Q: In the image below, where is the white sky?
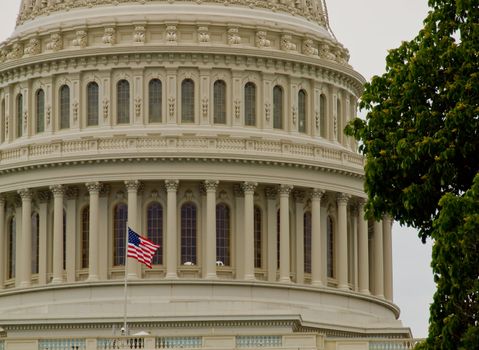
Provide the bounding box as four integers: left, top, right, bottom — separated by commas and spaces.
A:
0, 0, 435, 339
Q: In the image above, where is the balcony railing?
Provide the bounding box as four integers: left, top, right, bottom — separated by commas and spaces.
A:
369, 339, 425, 350
236, 336, 282, 348
156, 337, 202, 349
38, 339, 86, 350
97, 338, 145, 350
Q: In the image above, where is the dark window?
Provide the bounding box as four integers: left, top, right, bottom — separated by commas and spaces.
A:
113, 203, 128, 266
147, 202, 163, 265
181, 79, 195, 123
213, 80, 226, 124
254, 206, 262, 269
327, 216, 335, 278
60, 85, 70, 129
304, 211, 312, 274
17, 94, 23, 138
181, 203, 197, 264
244, 82, 256, 126
8, 217, 16, 279
81, 206, 89, 269
298, 90, 307, 133
87, 82, 99, 126
320, 94, 327, 138
216, 203, 230, 266
31, 213, 40, 274
149, 79, 162, 123
36, 89, 45, 133
117, 80, 130, 124
273, 85, 283, 129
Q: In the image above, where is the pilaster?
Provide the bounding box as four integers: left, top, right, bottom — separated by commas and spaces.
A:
265, 187, 277, 282
165, 180, 179, 279
279, 184, 293, 283
50, 184, 65, 284
242, 182, 257, 281
311, 189, 325, 286
18, 188, 33, 288
337, 193, 350, 290
37, 190, 50, 285
125, 180, 142, 279
293, 190, 305, 284
204, 180, 219, 279
86, 182, 102, 281
65, 186, 79, 283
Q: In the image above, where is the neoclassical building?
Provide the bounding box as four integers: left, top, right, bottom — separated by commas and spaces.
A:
0, 1, 417, 349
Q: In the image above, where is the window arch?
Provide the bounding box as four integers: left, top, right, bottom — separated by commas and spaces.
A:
254, 206, 262, 269
17, 93, 23, 138
327, 216, 335, 278
87, 82, 99, 126
298, 89, 307, 133
149, 79, 162, 123
36, 89, 45, 133
147, 202, 163, 265
304, 211, 312, 274
113, 203, 128, 266
213, 80, 226, 124
216, 203, 230, 266
273, 85, 283, 129
59, 85, 70, 129
31, 212, 40, 274
8, 217, 16, 279
117, 80, 130, 124
81, 206, 89, 269
181, 202, 197, 264
244, 82, 256, 126
181, 79, 195, 123
320, 94, 327, 138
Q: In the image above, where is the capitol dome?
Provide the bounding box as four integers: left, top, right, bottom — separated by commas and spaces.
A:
0, 1, 414, 349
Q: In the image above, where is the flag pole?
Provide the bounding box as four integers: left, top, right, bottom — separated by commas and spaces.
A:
123, 221, 129, 336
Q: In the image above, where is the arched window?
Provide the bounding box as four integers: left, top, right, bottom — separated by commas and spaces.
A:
327, 216, 335, 278
181, 79, 195, 123
181, 203, 197, 264
149, 79, 162, 123
147, 202, 163, 265
244, 82, 256, 126
273, 85, 283, 129
298, 90, 307, 133
8, 217, 16, 279
87, 82, 99, 126
59, 85, 70, 129
216, 203, 230, 266
36, 89, 45, 133
31, 212, 40, 274
117, 80, 130, 124
304, 211, 312, 274
320, 94, 327, 138
213, 80, 226, 124
113, 203, 128, 266
17, 93, 23, 138
336, 97, 342, 141
81, 206, 89, 269
254, 206, 262, 269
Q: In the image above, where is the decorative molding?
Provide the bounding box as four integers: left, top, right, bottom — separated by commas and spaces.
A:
278, 184, 293, 196
264, 186, 277, 200
49, 184, 65, 197
203, 180, 219, 192
125, 180, 141, 192
86, 182, 102, 194
242, 181, 257, 194
165, 180, 179, 192
18, 188, 33, 201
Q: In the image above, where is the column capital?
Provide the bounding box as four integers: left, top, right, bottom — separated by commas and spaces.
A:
242, 182, 258, 194
233, 184, 244, 198
311, 188, 325, 200
66, 186, 80, 200
50, 184, 65, 197
264, 186, 277, 200
99, 184, 111, 197
37, 190, 52, 203
165, 180, 179, 192
124, 180, 142, 193
204, 180, 219, 192
18, 188, 33, 201
278, 184, 293, 196
293, 189, 305, 203
337, 192, 351, 205
86, 182, 102, 194
357, 197, 367, 208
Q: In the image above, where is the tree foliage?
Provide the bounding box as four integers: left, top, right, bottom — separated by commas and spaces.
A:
346, 0, 479, 241
345, 0, 479, 346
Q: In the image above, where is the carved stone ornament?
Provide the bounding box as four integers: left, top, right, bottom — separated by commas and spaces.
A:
24, 38, 41, 56
50, 184, 65, 197
202, 98, 208, 118
264, 187, 277, 200
103, 99, 109, 120
135, 97, 142, 118
227, 28, 241, 45
18, 188, 33, 201
303, 39, 319, 56
280, 35, 296, 51
166, 25, 177, 43
319, 43, 337, 61
265, 103, 271, 121
46, 33, 62, 52
337, 192, 351, 205
134, 26, 146, 44
165, 180, 179, 192
278, 184, 294, 196
86, 182, 102, 194
168, 97, 176, 119
311, 188, 325, 200
203, 180, 219, 192
73, 101, 79, 121
102, 27, 116, 45
125, 180, 142, 192
7, 43, 23, 60
234, 100, 241, 119
242, 182, 258, 194
198, 26, 210, 43
256, 31, 271, 48
72, 30, 88, 48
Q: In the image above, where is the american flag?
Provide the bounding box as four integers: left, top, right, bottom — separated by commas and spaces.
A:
127, 228, 160, 269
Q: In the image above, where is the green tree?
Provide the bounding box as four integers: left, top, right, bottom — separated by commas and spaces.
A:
345, 0, 479, 346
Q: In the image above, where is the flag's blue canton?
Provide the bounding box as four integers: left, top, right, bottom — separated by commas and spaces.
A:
128, 228, 141, 246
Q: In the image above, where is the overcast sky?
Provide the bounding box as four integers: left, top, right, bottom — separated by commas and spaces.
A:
0, 0, 435, 339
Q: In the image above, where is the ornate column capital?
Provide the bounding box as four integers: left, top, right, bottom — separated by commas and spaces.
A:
264, 186, 277, 200
242, 182, 258, 194
293, 189, 305, 203
124, 180, 142, 193
100, 184, 111, 198
233, 184, 244, 198
278, 184, 293, 196
18, 188, 33, 201
204, 180, 219, 192
311, 188, 325, 200
86, 182, 102, 194
357, 197, 367, 208
50, 184, 65, 197
37, 190, 52, 203
66, 186, 80, 200
337, 192, 351, 205
165, 180, 179, 192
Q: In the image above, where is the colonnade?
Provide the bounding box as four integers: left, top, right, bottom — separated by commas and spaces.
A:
0, 180, 393, 302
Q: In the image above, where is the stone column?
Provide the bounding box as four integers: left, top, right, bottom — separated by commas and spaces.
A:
265, 187, 277, 282
98, 185, 110, 280
50, 185, 65, 284
383, 215, 393, 301
125, 180, 141, 279
337, 193, 350, 290
14, 200, 22, 287
242, 182, 257, 281
0, 195, 5, 289
165, 180, 179, 279
233, 185, 245, 279
311, 189, 325, 287
374, 220, 385, 298
66, 187, 79, 283
18, 189, 33, 288
86, 182, 102, 282
204, 180, 219, 279
279, 185, 293, 283
357, 200, 370, 294
37, 191, 50, 285
294, 190, 305, 284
